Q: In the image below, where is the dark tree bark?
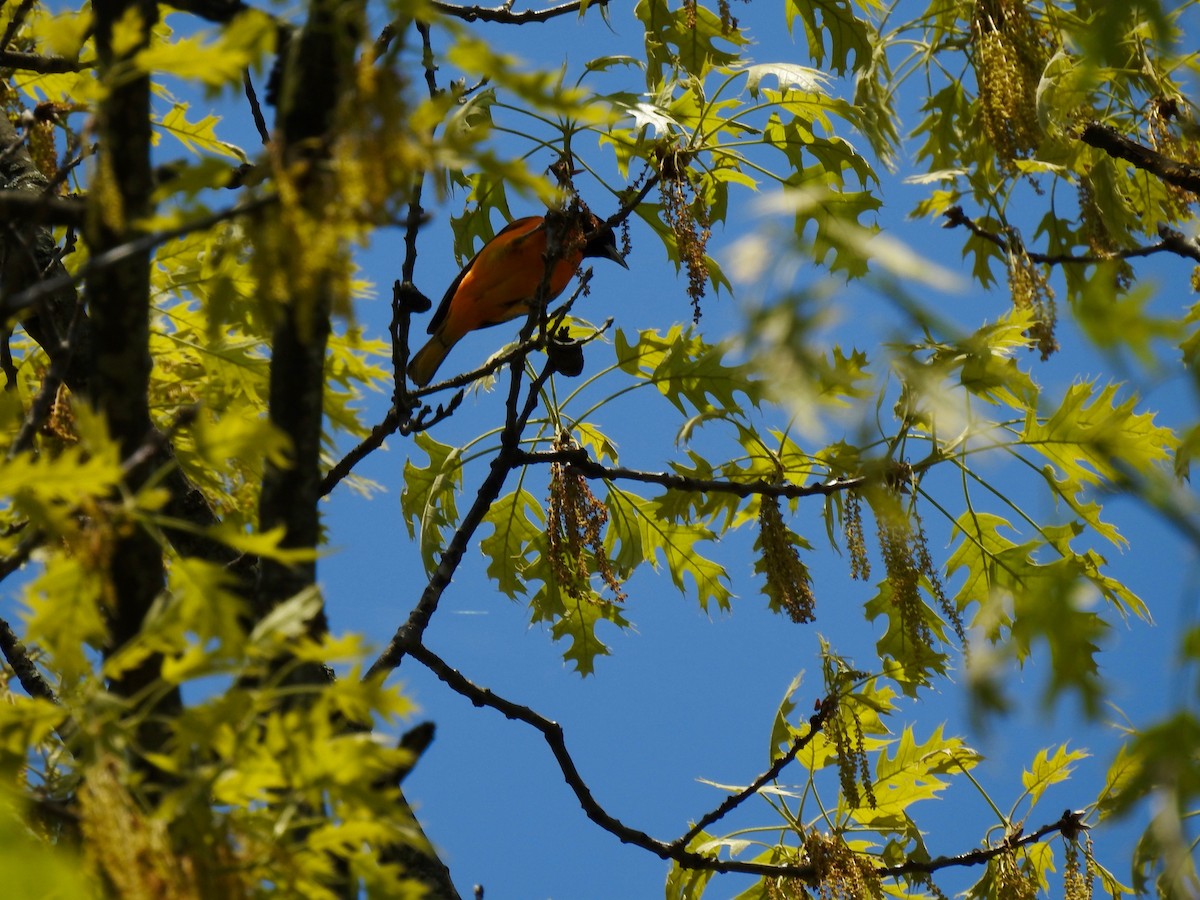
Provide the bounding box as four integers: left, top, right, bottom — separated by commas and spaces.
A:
87, 0, 178, 716
259, 5, 460, 895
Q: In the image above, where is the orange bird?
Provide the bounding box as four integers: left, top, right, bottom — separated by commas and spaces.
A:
407, 214, 628, 387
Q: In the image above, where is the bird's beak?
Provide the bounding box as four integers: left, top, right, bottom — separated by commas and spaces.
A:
605, 245, 630, 269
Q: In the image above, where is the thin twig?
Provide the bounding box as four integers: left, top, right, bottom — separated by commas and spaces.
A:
406, 638, 1089, 879
672, 698, 835, 849
1, 0, 37, 50
942, 205, 1200, 264
243, 70, 271, 145
0, 51, 89, 74
392, 20, 437, 407
1081, 120, 1200, 195
431, 0, 612, 24
416, 20, 439, 100
0, 528, 40, 585
514, 447, 866, 499
608, 172, 660, 230
320, 407, 400, 497
46, 142, 95, 195
365, 363, 551, 680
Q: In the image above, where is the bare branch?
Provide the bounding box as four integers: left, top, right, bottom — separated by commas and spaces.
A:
243, 70, 271, 145
407, 638, 1089, 880
365, 364, 551, 680
942, 205, 1200, 265
404, 639, 698, 863
0, 188, 85, 228
515, 446, 866, 499
0, 599, 80, 746
0, 50, 91, 74
431, 0, 612, 24
321, 407, 400, 497
1, 0, 37, 50
1081, 120, 1200, 195
0, 608, 57, 704
672, 698, 835, 849
608, 171, 661, 230
878, 809, 1090, 878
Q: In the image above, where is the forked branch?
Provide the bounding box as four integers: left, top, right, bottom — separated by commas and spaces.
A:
405, 638, 1089, 881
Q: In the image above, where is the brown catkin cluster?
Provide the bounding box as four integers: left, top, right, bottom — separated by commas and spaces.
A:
758, 495, 817, 623
681, 0, 698, 29
716, 0, 748, 33
1147, 95, 1199, 220
994, 851, 1038, 900
1006, 239, 1059, 359
971, 0, 1050, 173
821, 657, 877, 810
44, 382, 77, 443
844, 492, 870, 581
909, 503, 967, 649
1064, 837, 1096, 900
799, 829, 884, 900
546, 438, 626, 603
657, 145, 711, 323
764, 876, 805, 899
28, 119, 57, 183
1076, 177, 1134, 289
874, 480, 963, 654
876, 514, 934, 655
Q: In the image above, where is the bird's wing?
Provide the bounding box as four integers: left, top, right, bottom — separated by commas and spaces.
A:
426, 216, 545, 335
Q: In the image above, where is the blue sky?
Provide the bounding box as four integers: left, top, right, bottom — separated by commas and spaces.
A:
301, 5, 1200, 896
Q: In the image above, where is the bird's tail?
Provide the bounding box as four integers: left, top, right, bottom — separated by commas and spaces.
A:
407, 333, 454, 387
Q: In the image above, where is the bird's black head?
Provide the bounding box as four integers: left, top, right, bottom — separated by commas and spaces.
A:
581, 219, 629, 269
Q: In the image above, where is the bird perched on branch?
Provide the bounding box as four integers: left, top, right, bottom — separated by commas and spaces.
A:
407, 213, 628, 387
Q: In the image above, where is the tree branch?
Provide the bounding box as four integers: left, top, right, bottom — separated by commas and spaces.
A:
0, 603, 81, 747
365, 364, 552, 680
877, 809, 1089, 878
242, 70, 270, 145
0, 610, 58, 704
431, 0, 612, 24
671, 698, 835, 850
320, 388, 468, 498
1081, 120, 1200, 196
407, 638, 1088, 880
942, 205, 1200, 265
404, 639, 700, 862
90, 0, 173, 709
514, 447, 866, 499
0, 189, 85, 229
0, 50, 92, 74
1, 0, 37, 50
